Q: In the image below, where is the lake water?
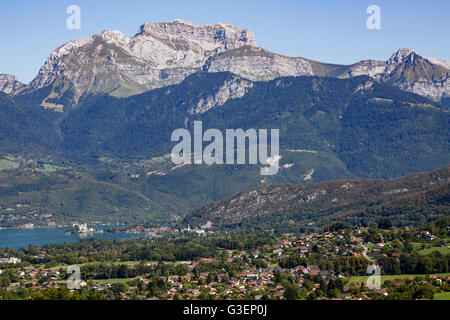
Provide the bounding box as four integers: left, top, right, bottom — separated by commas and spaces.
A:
0, 226, 142, 249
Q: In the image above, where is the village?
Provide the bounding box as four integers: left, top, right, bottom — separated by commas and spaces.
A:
1, 223, 449, 300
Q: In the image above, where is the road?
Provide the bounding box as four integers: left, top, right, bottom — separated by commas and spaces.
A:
361, 244, 374, 262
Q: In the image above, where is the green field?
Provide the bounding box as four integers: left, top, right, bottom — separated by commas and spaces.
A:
433, 292, 450, 300
418, 247, 450, 255
349, 273, 450, 285
0, 159, 18, 170
36, 163, 64, 173
96, 278, 132, 284
109, 260, 146, 266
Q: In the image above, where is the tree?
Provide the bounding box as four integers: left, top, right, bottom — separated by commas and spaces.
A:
117, 264, 129, 278
319, 278, 328, 292
377, 218, 392, 230
0, 275, 11, 288
284, 283, 302, 300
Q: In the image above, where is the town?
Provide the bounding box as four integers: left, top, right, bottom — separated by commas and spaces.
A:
0, 216, 448, 300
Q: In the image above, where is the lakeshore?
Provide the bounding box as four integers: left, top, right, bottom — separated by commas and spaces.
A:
0, 226, 143, 249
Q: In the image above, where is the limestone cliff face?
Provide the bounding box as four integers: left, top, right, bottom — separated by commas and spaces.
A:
22, 20, 258, 101
0, 74, 24, 95
3, 21, 449, 105
203, 46, 314, 81
189, 75, 254, 114
345, 49, 450, 101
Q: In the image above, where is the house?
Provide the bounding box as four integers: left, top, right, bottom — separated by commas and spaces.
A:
307, 266, 321, 276
0, 257, 21, 264
391, 253, 401, 260
419, 231, 437, 241
298, 246, 308, 253
320, 270, 330, 277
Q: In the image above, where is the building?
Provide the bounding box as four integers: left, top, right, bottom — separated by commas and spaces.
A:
0, 257, 21, 264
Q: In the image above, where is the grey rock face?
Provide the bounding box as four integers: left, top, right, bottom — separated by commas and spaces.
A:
0, 74, 24, 95
4, 21, 449, 104
24, 20, 259, 101
189, 75, 254, 114
203, 46, 313, 81
345, 49, 450, 101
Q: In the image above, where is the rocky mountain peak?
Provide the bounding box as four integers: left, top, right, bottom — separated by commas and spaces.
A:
386, 48, 450, 72
380, 48, 450, 101
0, 74, 24, 95
19, 20, 260, 101
345, 48, 449, 101
390, 48, 417, 61
3, 23, 449, 104
385, 48, 420, 73
135, 20, 257, 51
97, 29, 129, 44
0, 73, 19, 82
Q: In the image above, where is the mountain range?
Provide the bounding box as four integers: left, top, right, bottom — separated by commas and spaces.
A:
0, 20, 448, 227
1, 20, 449, 105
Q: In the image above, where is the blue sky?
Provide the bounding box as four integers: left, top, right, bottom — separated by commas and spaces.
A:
1, 0, 449, 83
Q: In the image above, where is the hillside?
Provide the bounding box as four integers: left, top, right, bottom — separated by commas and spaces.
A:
60, 73, 449, 178
0, 72, 449, 226
0, 21, 448, 227
184, 165, 450, 231
0, 169, 158, 227
0, 92, 62, 156
2, 21, 448, 105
